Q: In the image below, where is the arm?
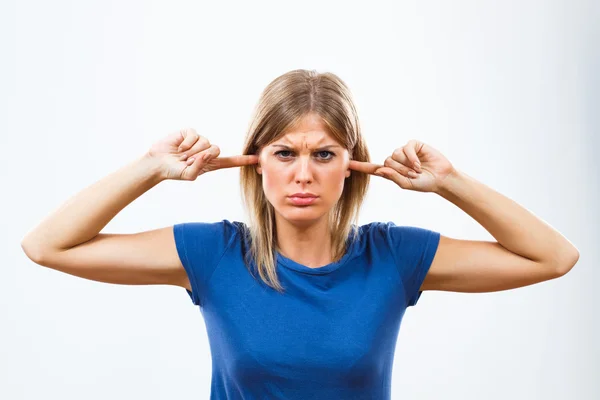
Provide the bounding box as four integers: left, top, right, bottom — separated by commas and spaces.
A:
22, 154, 163, 256
422, 170, 580, 293
20, 154, 191, 288
21, 129, 255, 291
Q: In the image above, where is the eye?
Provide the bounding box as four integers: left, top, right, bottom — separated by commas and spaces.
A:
316, 151, 335, 160
274, 150, 293, 159
273, 150, 336, 161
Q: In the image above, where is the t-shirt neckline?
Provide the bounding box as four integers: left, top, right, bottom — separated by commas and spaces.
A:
275, 236, 356, 275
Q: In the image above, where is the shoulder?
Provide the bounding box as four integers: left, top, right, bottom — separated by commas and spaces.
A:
361, 220, 438, 235
174, 218, 247, 233
356, 220, 436, 239
173, 219, 248, 250
355, 221, 441, 257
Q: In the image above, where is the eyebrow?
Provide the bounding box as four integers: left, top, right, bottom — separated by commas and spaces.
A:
271, 144, 341, 150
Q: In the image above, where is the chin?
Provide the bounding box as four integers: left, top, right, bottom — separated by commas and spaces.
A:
276, 206, 329, 225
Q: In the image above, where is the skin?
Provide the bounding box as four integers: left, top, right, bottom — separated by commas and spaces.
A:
185, 124, 579, 292
256, 113, 351, 268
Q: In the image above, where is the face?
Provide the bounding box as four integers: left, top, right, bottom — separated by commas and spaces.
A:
256, 113, 351, 226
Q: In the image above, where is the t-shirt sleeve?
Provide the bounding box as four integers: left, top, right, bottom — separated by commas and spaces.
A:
380, 221, 441, 307
172, 219, 238, 307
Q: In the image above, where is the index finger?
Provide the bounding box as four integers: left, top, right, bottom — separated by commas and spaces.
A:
211, 154, 259, 170
348, 160, 382, 175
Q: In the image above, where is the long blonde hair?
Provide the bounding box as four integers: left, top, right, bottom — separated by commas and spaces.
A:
239, 69, 371, 292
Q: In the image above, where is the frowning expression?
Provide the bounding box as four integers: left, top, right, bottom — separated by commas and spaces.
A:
256, 114, 351, 224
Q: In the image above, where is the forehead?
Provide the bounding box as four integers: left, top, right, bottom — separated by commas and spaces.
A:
273, 114, 337, 146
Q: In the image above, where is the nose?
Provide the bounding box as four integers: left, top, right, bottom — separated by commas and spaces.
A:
294, 155, 313, 184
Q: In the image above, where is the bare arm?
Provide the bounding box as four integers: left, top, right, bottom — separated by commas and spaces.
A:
21, 154, 164, 256
20, 129, 258, 290
421, 169, 579, 293
19, 154, 193, 288
19, 129, 233, 290
348, 140, 579, 294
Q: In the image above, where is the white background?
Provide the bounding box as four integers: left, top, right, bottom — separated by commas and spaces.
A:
1, 0, 598, 399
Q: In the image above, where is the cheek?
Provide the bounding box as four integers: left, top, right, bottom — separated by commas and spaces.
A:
262, 176, 277, 194
326, 160, 347, 176
261, 164, 285, 193
321, 168, 347, 195
329, 175, 347, 194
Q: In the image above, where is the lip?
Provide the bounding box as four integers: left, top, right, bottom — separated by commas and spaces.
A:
289, 193, 318, 198
288, 193, 319, 206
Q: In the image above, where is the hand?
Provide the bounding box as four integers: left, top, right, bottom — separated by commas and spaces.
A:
348, 139, 456, 193
147, 128, 259, 181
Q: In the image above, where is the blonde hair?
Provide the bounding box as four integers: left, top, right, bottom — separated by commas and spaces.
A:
239, 69, 371, 292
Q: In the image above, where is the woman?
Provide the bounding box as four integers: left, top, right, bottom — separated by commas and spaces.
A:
21, 69, 579, 399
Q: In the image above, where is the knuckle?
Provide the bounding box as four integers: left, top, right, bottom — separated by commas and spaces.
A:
198, 137, 210, 147
180, 128, 191, 138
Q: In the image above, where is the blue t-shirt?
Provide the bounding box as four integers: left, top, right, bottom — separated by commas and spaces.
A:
173, 219, 440, 400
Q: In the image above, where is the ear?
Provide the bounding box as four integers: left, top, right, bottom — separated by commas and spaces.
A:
255, 149, 262, 174
345, 154, 352, 178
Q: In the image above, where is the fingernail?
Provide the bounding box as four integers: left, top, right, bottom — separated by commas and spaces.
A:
408, 170, 419, 178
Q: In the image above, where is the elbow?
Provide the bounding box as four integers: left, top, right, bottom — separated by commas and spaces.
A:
21, 238, 49, 265
553, 248, 580, 277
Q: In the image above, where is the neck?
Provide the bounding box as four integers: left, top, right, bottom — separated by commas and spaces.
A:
275, 214, 333, 268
